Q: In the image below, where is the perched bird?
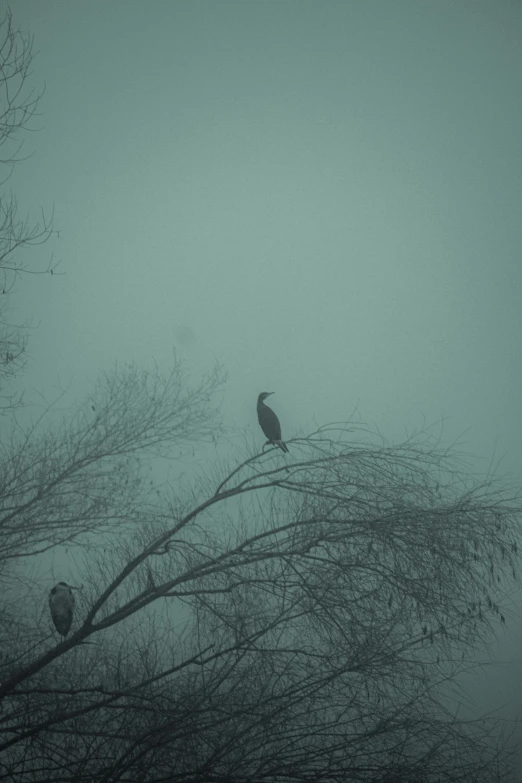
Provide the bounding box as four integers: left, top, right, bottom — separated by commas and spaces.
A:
257, 392, 289, 453
49, 582, 75, 637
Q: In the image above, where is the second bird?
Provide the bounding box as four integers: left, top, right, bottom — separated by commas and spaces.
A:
257, 392, 289, 453
49, 582, 75, 637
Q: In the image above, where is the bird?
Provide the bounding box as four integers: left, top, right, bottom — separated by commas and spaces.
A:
257, 392, 289, 453
49, 582, 75, 637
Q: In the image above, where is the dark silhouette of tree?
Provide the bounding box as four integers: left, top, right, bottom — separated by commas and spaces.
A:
0, 7, 55, 413
0, 411, 519, 782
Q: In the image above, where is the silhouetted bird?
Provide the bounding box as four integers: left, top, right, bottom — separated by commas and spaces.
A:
49, 582, 75, 637
257, 392, 289, 453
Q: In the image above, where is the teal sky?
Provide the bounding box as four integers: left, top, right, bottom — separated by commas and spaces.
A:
9, 0, 522, 765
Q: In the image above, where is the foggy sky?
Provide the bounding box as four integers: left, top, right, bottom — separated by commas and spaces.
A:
9, 0, 522, 768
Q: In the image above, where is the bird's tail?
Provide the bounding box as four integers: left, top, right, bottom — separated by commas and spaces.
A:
278, 441, 289, 453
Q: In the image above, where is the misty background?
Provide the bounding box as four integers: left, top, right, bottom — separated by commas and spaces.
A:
8, 0, 522, 768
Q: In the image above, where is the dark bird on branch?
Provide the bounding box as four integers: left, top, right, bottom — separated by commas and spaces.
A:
257, 392, 289, 453
49, 582, 76, 637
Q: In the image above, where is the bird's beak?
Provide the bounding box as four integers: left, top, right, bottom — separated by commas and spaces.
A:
267, 392, 274, 397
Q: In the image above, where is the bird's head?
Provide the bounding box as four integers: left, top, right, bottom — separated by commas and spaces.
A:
52, 582, 79, 595
258, 392, 274, 402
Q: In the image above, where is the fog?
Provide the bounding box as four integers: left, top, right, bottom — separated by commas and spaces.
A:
9, 0, 522, 774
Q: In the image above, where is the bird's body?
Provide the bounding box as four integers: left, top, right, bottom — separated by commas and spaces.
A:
49, 582, 75, 637
257, 392, 289, 453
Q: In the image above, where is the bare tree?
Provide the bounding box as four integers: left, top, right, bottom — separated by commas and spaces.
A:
0, 7, 55, 411
0, 413, 519, 782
